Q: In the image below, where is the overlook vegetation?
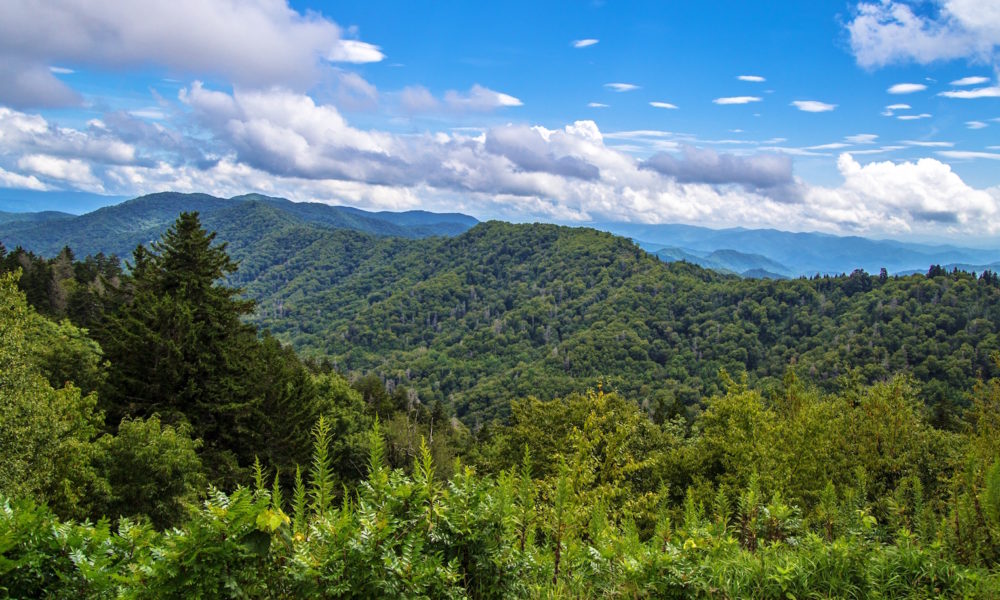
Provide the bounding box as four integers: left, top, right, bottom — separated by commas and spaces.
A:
2, 210, 1000, 597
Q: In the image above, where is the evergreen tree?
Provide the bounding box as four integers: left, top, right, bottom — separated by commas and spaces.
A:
100, 212, 316, 483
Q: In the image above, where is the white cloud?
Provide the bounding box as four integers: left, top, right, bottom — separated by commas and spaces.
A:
17, 154, 104, 191
898, 113, 932, 120
807, 143, 851, 150
791, 100, 837, 112
951, 76, 990, 85
605, 83, 640, 92
713, 96, 761, 105
937, 150, 1000, 160
903, 140, 954, 147
939, 85, 1000, 98
3, 87, 999, 239
48, 66, 73, 75
847, 1, 1000, 68
886, 103, 911, 110
846, 133, 879, 144
649, 101, 678, 109
888, 83, 927, 94
444, 84, 522, 111
806, 153, 1000, 235
327, 40, 385, 64
738, 75, 766, 82
967, 120, 989, 129
129, 108, 166, 120
0, 0, 370, 106
0, 166, 47, 190
572, 39, 599, 48
587, 102, 609, 108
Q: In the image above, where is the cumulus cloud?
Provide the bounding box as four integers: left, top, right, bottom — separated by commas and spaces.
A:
738, 75, 766, 82
17, 154, 104, 191
605, 83, 640, 92
573, 39, 599, 48
713, 96, 762, 105
791, 100, 837, 112
0, 0, 373, 106
888, 83, 927, 94
484, 125, 601, 180
2, 86, 998, 238
641, 146, 794, 192
0, 166, 47, 190
649, 101, 678, 109
847, 0, 1000, 68
812, 153, 1000, 232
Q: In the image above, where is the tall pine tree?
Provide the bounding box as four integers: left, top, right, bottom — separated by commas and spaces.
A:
100, 212, 320, 484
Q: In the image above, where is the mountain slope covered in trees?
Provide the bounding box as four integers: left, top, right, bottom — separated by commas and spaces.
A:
6, 206, 1000, 426
240, 220, 1000, 424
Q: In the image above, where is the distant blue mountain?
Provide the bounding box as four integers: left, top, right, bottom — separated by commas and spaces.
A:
594, 221, 1000, 277
0, 192, 479, 258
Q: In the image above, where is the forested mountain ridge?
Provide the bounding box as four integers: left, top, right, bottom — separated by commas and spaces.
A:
6, 205, 1000, 426
236, 219, 1000, 424
0, 191, 478, 258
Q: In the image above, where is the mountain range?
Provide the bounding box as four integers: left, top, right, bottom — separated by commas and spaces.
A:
2, 193, 997, 278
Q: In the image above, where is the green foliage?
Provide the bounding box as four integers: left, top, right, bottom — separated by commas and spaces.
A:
92, 415, 205, 529
0, 271, 106, 520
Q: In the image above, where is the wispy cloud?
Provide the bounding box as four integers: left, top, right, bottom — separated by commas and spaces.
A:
738, 75, 765, 82
888, 83, 927, 94
791, 100, 836, 112
846, 134, 878, 144
48, 66, 74, 75
950, 76, 990, 86
649, 101, 678, 109
937, 151, 1000, 161
587, 102, 609, 108
897, 113, 931, 120
713, 96, 761, 105
129, 108, 166, 120
967, 120, 989, 129
605, 83, 639, 92
882, 103, 912, 116
939, 85, 1000, 99
572, 38, 599, 48
444, 84, 522, 110
807, 142, 850, 150
902, 140, 953, 147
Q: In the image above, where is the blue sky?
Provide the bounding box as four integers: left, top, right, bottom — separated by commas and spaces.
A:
1, 0, 999, 242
